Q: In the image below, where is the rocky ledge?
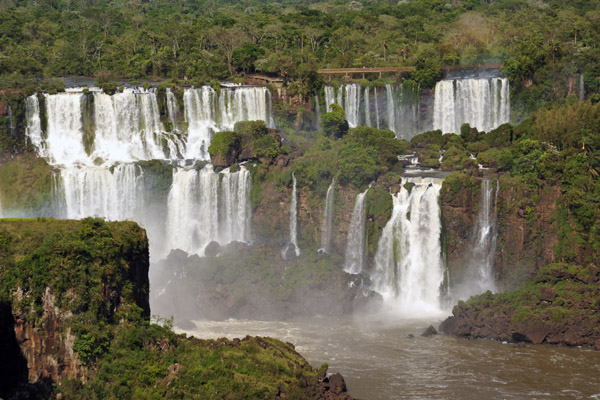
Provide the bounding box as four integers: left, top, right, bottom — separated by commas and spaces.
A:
440, 263, 600, 350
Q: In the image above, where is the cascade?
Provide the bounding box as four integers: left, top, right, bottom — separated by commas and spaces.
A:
364, 87, 371, 128
371, 177, 445, 316
25, 95, 44, 156
460, 179, 498, 297
374, 87, 380, 129
343, 84, 361, 128
25, 85, 264, 257
283, 172, 300, 258
433, 78, 510, 134
319, 177, 335, 254
314, 95, 321, 130
344, 187, 369, 274
8, 105, 15, 136
322, 83, 422, 140
385, 84, 397, 135
165, 164, 252, 257
59, 163, 144, 221
166, 88, 180, 132
324, 86, 335, 112
92, 89, 181, 163
183, 86, 274, 160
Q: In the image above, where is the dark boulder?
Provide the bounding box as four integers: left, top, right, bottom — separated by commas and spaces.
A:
421, 325, 438, 337
205, 241, 221, 257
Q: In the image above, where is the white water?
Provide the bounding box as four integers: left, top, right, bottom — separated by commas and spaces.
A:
457, 179, 498, 298
165, 164, 252, 257
323, 83, 421, 139
25, 95, 44, 156
314, 95, 321, 130
183, 86, 274, 160
59, 163, 144, 221
166, 88, 180, 132
24, 85, 265, 257
284, 172, 300, 258
385, 84, 397, 135
319, 177, 336, 253
433, 78, 510, 134
343, 187, 369, 274
371, 177, 445, 317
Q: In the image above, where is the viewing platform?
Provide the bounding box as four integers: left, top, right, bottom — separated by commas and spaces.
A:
317, 64, 504, 78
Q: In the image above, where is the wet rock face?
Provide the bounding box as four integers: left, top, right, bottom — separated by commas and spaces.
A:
440, 175, 561, 292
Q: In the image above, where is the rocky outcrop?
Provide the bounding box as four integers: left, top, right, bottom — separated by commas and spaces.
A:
440, 264, 600, 350
0, 218, 150, 396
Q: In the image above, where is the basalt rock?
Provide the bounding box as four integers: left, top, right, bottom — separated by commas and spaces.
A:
440, 264, 600, 349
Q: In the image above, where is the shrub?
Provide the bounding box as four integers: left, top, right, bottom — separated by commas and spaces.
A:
322, 104, 349, 139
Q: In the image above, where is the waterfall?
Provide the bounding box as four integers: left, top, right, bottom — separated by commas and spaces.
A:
433, 78, 510, 134
374, 87, 380, 129
166, 88, 180, 132
43, 92, 86, 165
183, 86, 274, 160
25, 95, 44, 156
461, 179, 498, 297
7, 105, 15, 136
165, 165, 252, 256
364, 87, 371, 128
344, 187, 369, 274
59, 164, 144, 221
371, 177, 445, 316
319, 177, 335, 254
24, 85, 266, 258
314, 95, 322, 130
283, 172, 300, 258
324, 86, 335, 112
323, 83, 422, 140
92, 89, 180, 163
385, 84, 397, 135
344, 84, 361, 128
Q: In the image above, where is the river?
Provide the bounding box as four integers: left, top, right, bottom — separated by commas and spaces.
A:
178, 313, 600, 399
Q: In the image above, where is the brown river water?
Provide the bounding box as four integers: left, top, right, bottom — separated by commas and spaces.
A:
178, 313, 600, 400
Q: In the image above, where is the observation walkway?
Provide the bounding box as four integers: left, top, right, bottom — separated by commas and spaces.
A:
317, 64, 503, 78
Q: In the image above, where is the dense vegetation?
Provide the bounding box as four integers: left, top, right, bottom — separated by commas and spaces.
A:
0, 218, 334, 399
1, 0, 600, 111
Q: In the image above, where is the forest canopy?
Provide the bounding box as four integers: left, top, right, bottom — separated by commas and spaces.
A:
1, 0, 599, 103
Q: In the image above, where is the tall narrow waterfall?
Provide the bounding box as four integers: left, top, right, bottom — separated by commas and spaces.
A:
344, 187, 369, 274
166, 88, 180, 132
25, 95, 44, 156
433, 78, 510, 134
165, 165, 252, 257
458, 179, 498, 298
320, 177, 335, 254
283, 172, 300, 258
371, 178, 445, 316
314, 95, 322, 130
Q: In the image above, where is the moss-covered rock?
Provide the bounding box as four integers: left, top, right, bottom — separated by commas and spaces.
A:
440, 263, 600, 349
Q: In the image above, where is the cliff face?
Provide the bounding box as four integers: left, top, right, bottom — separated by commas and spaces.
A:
0, 218, 149, 397
441, 173, 560, 292
494, 178, 560, 290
